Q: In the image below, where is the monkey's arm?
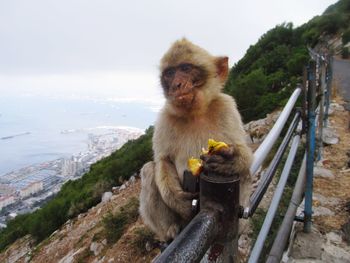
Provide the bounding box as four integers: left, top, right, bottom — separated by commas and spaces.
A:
154, 158, 195, 220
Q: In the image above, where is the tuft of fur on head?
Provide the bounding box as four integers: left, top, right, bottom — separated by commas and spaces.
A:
160, 38, 217, 79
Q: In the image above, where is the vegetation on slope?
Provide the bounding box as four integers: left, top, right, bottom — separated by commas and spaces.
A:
0, 127, 153, 251
225, 0, 350, 122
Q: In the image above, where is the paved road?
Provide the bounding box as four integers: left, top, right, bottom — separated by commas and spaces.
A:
332, 58, 350, 109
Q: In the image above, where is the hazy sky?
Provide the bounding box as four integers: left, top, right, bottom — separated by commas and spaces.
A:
0, 0, 338, 102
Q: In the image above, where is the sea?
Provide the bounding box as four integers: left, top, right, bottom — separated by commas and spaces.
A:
0, 94, 160, 176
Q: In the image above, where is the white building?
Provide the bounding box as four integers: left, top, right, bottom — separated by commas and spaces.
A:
19, 181, 44, 198
0, 195, 16, 210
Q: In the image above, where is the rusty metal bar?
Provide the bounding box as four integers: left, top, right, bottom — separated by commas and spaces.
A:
155, 172, 240, 263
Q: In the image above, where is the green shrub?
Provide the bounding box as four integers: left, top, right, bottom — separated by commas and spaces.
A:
102, 197, 139, 244
131, 226, 156, 254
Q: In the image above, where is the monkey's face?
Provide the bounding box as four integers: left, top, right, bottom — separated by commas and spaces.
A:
161, 63, 208, 108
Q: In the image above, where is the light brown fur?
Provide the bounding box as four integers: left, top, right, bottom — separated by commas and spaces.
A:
139, 39, 253, 242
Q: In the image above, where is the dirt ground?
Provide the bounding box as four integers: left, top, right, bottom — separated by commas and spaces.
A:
313, 95, 350, 233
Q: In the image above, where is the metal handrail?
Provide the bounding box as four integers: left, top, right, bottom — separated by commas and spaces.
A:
250, 88, 301, 176
248, 134, 301, 263
266, 153, 306, 263
245, 111, 301, 218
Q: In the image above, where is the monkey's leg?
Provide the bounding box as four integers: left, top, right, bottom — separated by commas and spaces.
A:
139, 161, 183, 241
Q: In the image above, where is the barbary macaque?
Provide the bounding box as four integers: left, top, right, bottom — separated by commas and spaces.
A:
139, 38, 253, 242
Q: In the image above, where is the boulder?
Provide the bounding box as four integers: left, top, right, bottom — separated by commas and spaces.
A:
313, 166, 334, 179
90, 242, 104, 256
101, 192, 113, 203
322, 127, 339, 145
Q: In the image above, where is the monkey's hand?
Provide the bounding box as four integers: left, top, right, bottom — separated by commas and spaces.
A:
200, 144, 248, 177
175, 190, 198, 220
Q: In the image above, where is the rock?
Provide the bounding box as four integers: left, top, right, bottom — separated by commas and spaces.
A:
313, 166, 334, 179
290, 227, 325, 259
93, 256, 105, 263
328, 103, 345, 115
322, 127, 339, 145
101, 192, 113, 203
119, 184, 126, 191
90, 242, 104, 256
108, 258, 115, 263
326, 232, 342, 245
322, 242, 350, 263
129, 175, 136, 183
112, 186, 120, 193
145, 241, 152, 252
313, 206, 334, 217
102, 239, 107, 246
77, 213, 86, 220
58, 248, 84, 263
97, 208, 102, 215
313, 193, 340, 206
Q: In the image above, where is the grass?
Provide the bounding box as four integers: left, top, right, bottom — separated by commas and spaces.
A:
131, 226, 156, 255
102, 197, 139, 244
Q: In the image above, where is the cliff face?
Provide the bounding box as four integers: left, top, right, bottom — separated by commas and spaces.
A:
0, 176, 159, 263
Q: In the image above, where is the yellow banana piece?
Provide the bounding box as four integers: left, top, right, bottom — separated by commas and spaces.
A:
208, 139, 228, 153
188, 157, 203, 176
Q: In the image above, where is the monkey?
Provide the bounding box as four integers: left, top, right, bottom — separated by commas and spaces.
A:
139, 38, 253, 242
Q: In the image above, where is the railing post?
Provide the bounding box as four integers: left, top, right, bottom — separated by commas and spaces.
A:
304, 60, 317, 233
324, 56, 333, 127
317, 60, 326, 160
200, 172, 240, 263
155, 172, 240, 263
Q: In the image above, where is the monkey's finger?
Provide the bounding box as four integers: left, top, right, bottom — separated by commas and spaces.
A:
204, 154, 226, 164
214, 146, 235, 160
179, 191, 198, 200
200, 153, 210, 162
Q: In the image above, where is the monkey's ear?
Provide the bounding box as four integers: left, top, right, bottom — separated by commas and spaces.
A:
216, 57, 229, 83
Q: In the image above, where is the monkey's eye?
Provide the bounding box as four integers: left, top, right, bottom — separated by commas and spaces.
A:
164, 68, 175, 78
179, 63, 192, 72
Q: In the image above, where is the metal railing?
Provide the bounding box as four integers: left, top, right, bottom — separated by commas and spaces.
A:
155, 49, 332, 263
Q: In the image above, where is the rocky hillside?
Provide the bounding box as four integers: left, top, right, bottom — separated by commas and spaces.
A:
0, 112, 281, 263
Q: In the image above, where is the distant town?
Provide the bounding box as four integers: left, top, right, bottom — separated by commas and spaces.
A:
0, 128, 143, 227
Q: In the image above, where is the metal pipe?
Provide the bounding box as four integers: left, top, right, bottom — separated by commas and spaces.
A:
317, 61, 326, 160
250, 88, 301, 176
266, 153, 306, 263
248, 134, 301, 263
304, 61, 317, 233
245, 112, 300, 218
154, 210, 219, 263
156, 172, 240, 263
324, 56, 333, 127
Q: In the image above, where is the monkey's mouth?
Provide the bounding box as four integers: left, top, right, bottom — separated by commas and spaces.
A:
174, 92, 195, 106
